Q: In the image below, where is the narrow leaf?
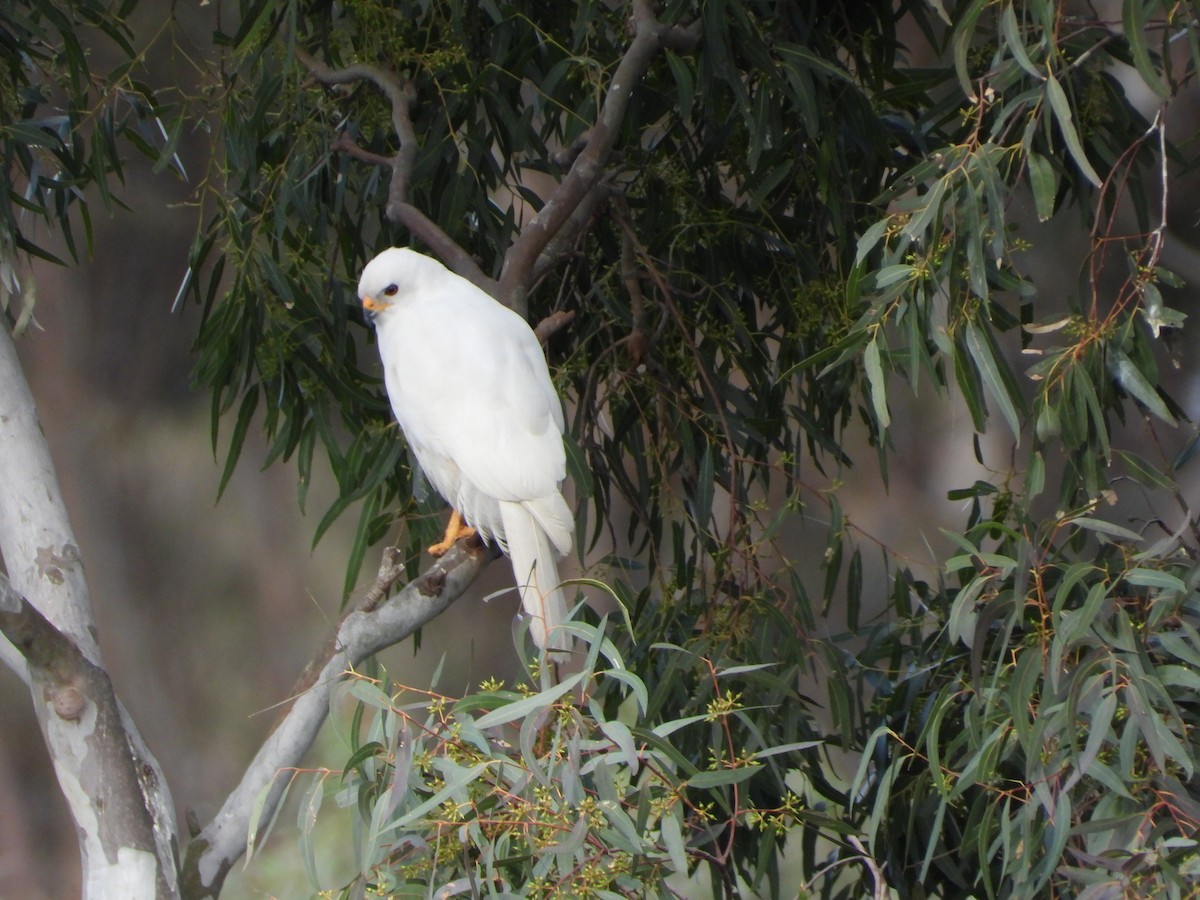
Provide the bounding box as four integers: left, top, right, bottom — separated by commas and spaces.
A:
966, 323, 1021, 442
864, 336, 891, 429
1044, 72, 1103, 187
1026, 151, 1057, 221
1111, 352, 1175, 425
1122, 0, 1168, 98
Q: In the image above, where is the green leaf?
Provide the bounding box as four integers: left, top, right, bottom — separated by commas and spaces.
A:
660, 810, 688, 874
965, 323, 1022, 443
855, 217, 890, 266
952, 0, 988, 100
1122, 0, 1169, 98
954, 334, 988, 432
474, 671, 586, 729
599, 719, 640, 775
665, 51, 695, 116
1000, 4, 1044, 80
217, 386, 259, 498
246, 769, 295, 863
1026, 450, 1045, 498
688, 765, 762, 789
864, 336, 891, 429
1111, 352, 1175, 425
296, 773, 326, 888
383, 760, 496, 833
1115, 449, 1173, 489
873, 264, 916, 288
1026, 151, 1057, 221
1044, 72, 1103, 187
1068, 516, 1143, 543
1124, 568, 1186, 595
901, 176, 950, 244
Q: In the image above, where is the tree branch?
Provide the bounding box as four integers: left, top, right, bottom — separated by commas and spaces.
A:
533, 309, 577, 345
180, 538, 492, 899
0, 325, 179, 898
529, 171, 618, 288
295, 47, 496, 294
498, 0, 701, 312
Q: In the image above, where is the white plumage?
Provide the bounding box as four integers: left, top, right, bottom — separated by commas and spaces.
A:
358, 247, 574, 657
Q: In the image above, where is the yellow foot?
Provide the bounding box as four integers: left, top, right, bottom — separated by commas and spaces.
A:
428, 509, 477, 556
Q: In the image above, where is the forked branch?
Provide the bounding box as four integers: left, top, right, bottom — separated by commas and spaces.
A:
294, 1, 699, 315
181, 539, 491, 899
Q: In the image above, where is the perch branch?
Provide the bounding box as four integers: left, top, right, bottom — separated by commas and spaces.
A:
181, 538, 492, 899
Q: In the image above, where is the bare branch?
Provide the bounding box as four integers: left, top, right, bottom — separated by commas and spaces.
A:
499, 1, 700, 308
530, 172, 618, 287
181, 538, 491, 898
0, 332, 99, 661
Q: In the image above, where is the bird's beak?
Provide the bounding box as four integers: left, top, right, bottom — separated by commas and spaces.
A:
361, 295, 389, 312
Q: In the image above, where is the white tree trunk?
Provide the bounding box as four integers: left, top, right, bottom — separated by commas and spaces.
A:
0, 326, 179, 899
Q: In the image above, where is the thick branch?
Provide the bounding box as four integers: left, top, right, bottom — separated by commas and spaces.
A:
498, 0, 701, 311
296, 47, 496, 294
529, 171, 618, 287
181, 539, 491, 899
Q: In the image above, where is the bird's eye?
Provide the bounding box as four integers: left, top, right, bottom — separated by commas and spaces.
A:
383, 284, 399, 297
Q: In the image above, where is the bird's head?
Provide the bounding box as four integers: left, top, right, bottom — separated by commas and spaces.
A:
357, 247, 444, 322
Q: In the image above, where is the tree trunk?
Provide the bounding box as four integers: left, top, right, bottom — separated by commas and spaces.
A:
0, 326, 179, 899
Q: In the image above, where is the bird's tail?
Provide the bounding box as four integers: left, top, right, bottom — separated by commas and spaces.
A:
500, 498, 572, 660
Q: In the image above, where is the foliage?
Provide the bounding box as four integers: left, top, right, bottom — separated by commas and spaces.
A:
0, 0, 183, 330
258, 623, 835, 898
6, 0, 1200, 897
855, 490, 1200, 898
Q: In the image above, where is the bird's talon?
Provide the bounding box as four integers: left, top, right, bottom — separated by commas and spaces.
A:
428, 510, 475, 556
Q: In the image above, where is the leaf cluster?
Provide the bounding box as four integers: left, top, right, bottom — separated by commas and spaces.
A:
848, 481, 1200, 898
0, 0, 188, 329
264, 623, 830, 898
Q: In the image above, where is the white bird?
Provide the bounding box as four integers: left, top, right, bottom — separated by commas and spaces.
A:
358, 247, 574, 658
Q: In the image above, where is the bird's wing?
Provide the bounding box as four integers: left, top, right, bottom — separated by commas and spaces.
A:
431, 291, 567, 504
